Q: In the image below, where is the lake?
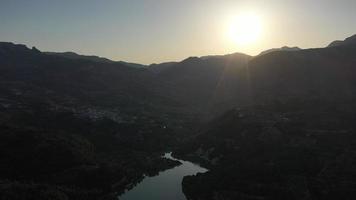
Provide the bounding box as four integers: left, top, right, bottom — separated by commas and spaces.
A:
118, 152, 208, 200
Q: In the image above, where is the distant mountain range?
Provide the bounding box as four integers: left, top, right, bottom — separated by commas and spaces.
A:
1, 34, 356, 200
258, 46, 301, 56
45, 51, 147, 68
1, 34, 356, 117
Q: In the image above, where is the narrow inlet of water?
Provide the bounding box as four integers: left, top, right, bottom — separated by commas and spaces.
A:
119, 152, 208, 200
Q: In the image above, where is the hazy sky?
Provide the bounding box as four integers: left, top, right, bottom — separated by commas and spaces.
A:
1, 0, 355, 64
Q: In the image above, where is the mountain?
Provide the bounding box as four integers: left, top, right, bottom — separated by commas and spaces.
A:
176, 35, 356, 200
0, 41, 253, 199
0, 42, 179, 200
328, 34, 356, 47
0, 42, 252, 119
250, 45, 356, 104
45, 51, 115, 63
150, 52, 252, 118
0, 43, 156, 119
45, 51, 146, 68
148, 61, 178, 73
2, 34, 356, 200
258, 46, 301, 56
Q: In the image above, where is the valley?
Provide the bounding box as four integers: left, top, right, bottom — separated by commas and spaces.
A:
1, 34, 356, 200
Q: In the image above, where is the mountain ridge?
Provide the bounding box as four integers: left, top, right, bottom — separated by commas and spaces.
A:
258, 46, 302, 56
1, 34, 356, 200
328, 34, 356, 47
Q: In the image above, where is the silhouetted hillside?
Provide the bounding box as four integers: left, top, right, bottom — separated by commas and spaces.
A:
177, 35, 356, 200
150, 53, 252, 117
2, 34, 356, 200
46, 51, 146, 68
258, 46, 301, 56
0, 42, 179, 199
45, 51, 115, 63
0, 42, 152, 110
328, 34, 356, 47
249, 44, 356, 105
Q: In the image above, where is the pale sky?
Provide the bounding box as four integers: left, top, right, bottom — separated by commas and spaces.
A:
1, 0, 355, 64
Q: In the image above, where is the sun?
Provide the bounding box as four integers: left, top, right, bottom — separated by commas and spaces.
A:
227, 12, 263, 46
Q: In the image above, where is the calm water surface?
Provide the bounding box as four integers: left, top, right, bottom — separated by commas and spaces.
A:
118, 152, 208, 200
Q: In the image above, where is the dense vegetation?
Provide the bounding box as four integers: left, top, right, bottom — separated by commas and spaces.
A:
0, 108, 181, 200
178, 104, 356, 200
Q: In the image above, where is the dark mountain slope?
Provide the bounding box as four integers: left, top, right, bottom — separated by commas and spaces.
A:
2, 34, 356, 200
180, 106, 356, 200
0, 42, 255, 199
0, 42, 253, 199
151, 53, 252, 117
258, 46, 301, 56
328, 34, 356, 47
45, 51, 146, 68
0, 43, 179, 200
249, 45, 356, 106
0, 42, 153, 111
45, 51, 115, 63
178, 37, 356, 200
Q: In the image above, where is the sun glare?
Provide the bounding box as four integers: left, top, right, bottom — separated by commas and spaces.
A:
227, 12, 263, 46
